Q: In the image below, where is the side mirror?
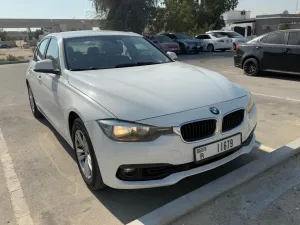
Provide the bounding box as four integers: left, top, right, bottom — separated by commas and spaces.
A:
167, 51, 178, 61
33, 59, 60, 75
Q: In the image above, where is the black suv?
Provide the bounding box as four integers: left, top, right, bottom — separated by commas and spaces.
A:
234, 29, 300, 76
163, 33, 203, 54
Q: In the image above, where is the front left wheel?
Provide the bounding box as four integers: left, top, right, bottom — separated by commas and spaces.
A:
27, 84, 43, 118
72, 118, 106, 190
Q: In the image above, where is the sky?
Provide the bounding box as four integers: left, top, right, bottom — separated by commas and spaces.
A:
0, 0, 298, 19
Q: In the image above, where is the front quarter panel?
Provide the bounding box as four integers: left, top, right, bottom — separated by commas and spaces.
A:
59, 70, 116, 142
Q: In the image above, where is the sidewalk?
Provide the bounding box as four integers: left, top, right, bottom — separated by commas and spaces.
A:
172, 153, 300, 225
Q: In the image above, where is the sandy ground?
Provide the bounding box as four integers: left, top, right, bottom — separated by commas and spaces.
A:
0, 47, 33, 61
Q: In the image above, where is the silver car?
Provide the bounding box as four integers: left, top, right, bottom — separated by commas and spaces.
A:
206, 31, 248, 50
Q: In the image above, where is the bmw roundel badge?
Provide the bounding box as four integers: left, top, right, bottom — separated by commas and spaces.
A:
210, 107, 220, 115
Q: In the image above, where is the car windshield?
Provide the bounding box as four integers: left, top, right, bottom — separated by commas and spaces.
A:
156, 35, 173, 43
175, 33, 192, 39
219, 32, 243, 38
64, 35, 172, 71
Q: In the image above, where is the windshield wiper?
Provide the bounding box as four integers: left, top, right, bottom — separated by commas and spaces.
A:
115, 62, 161, 68
69, 67, 104, 71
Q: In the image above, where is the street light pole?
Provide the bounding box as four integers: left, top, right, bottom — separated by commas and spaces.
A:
297, 0, 299, 13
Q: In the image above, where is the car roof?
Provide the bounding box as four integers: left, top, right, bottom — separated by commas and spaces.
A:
45, 30, 141, 39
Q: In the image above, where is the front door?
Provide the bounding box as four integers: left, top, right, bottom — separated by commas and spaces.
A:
282, 31, 300, 73
260, 32, 286, 71
28, 38, 50, 108
38, 38, 65, 133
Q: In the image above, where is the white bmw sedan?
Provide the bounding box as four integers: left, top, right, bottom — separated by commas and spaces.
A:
26, 31, 257, 190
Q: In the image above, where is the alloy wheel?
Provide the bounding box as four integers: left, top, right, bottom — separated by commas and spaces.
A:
75, 130, 92, 179
207, 45, 214, 52
244, 61, 257, 75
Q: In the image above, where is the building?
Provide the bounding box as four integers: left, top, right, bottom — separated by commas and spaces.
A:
229, 14, 300, 38
223, 10, 251, 26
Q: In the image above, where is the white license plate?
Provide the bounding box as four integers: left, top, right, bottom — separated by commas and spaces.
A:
194, 134, 242, 162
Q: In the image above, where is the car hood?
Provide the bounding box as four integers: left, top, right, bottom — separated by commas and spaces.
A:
67, 62, 247, 121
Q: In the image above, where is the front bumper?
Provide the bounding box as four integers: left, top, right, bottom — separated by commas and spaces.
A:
85, 96, 257, 189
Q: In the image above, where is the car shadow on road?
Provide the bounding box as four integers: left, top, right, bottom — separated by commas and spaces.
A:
259, 72, 300, 82
37, 117, 76, 161
91, 146, 267, 224
35, 117, 269, 224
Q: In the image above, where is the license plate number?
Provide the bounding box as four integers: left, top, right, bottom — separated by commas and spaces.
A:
194, 134, 242, 162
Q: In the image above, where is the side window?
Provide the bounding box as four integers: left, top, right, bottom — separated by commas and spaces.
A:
45, 39, 60, 70
260, 36, 267, 43
34, 39, 49, 61
205, 35, 211, 39
265, 32, 285, 45
287, 32, 300, 46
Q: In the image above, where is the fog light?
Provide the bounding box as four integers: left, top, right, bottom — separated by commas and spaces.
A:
123, 168, 135, 173
118, 167, 141, 179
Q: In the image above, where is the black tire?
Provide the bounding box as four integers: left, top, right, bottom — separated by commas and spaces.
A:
179, 43, 187, 54
27, 84, 43, 118
243, 58, 260, 76
72, 118, 106, 190
207, 44, 214, 52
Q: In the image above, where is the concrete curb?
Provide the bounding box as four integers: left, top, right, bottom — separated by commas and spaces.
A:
0, 60, 30, 65
127, 138, 300, 225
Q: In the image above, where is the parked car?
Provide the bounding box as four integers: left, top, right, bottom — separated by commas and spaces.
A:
234, 29, 300, 76
26, 31, 257, 190
206, 30, 248, 50
195, 33, 232, 52
150, 35, 180, 53
0, 44, 10, 48
163, 33, 203, 53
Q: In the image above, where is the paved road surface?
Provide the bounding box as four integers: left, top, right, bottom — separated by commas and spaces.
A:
0, 53, 299, 225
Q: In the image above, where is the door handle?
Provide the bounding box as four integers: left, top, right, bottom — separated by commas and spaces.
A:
255, 46, 262, 50
284, 48, 292, 53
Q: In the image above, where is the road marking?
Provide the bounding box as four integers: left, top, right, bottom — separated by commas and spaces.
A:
255, 142, 275, 153
0, 128, 33, 225
252, 92, 300, 103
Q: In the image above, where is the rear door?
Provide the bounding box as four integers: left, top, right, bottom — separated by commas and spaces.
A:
282, 31, 300, 73
260, 32, 286, 71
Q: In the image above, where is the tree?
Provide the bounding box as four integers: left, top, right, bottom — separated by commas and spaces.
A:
0, 28, 7, 41
92, 0, 158, 33
152, 0, 238, 35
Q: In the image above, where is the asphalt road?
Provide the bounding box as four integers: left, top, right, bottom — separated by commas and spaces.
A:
0, 53, 299, 225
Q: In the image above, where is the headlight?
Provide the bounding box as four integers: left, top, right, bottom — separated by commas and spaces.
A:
97, 120, 173, 142
246, 95, 254, 113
